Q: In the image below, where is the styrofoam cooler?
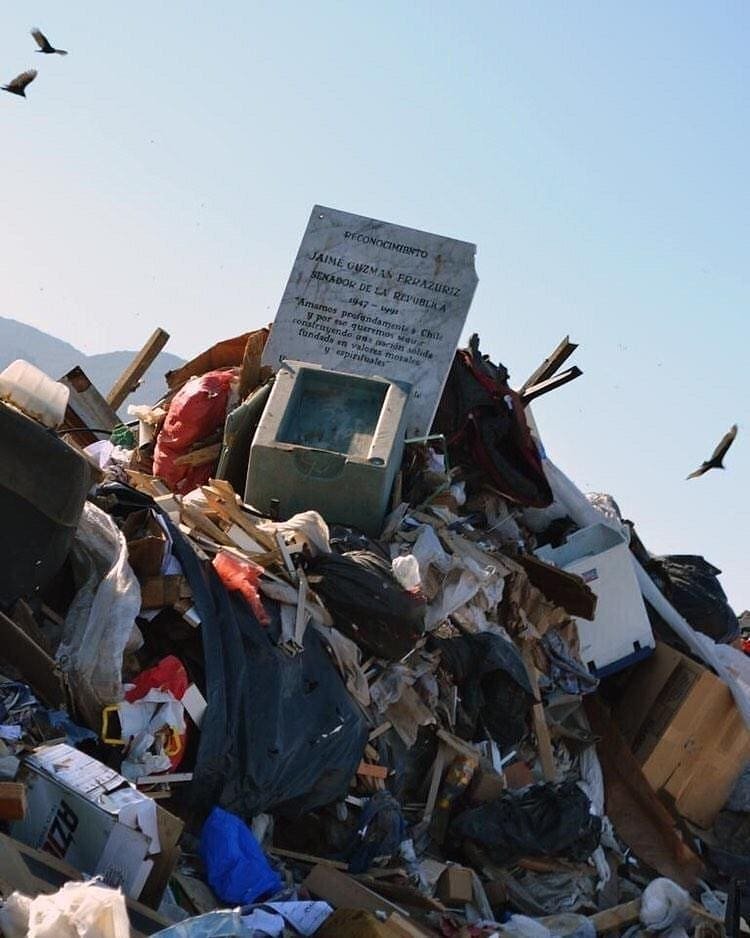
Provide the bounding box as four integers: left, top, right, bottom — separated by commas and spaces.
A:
535, 522, 655, 676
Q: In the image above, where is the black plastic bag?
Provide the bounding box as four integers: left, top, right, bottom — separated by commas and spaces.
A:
307, 550, 425, 660
451, 781, 601, 864
647, 554, 739, 644
430, 632, 533, 749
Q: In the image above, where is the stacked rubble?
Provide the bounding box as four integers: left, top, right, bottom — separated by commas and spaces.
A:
0, 324, 747, 938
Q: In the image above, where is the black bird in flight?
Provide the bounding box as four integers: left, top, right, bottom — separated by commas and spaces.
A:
31, 28, 68, 55
686, 424, 738, 479
2, 69, 37, 97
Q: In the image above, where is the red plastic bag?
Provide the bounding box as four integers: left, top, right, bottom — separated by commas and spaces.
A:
153, 369, 235, 494
213, 550, 270, 626
125, 655, 190, 770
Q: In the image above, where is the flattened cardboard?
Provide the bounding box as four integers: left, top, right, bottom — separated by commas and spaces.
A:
616, 643, 750, 828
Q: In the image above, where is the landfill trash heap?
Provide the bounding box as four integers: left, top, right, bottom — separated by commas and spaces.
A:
0, 325, 748, 938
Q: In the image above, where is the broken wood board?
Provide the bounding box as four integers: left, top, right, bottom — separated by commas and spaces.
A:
0, 611, 67, 709
107, 328, 170, 411
517, 554, 597, 620
521, 366, 582, 405
519, 335, 578, 395
59, 366, 120, 444
304, 865, 423, 923
173, 442, 223, 468
587, 897, 723, 934
521, 641, 556, 783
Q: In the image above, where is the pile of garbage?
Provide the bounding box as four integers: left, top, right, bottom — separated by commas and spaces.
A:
0, 323, 748, 938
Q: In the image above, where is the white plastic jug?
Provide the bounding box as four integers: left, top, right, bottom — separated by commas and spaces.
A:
0, 359, 69, 428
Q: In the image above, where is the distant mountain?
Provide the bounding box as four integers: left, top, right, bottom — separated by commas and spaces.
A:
0, 317, 183, 415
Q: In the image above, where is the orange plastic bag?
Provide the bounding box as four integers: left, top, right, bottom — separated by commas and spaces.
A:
212, 551, 270, 626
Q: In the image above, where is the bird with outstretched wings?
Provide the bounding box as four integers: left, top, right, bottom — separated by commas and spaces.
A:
31, 28, 68, 55
686, 424, 738, 479
2, 70, 37, 97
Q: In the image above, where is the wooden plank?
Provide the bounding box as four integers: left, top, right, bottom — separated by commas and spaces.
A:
107, 328, 170, 410
173, 442, 222, 468
0, 611, 66, 709
59, 366, 120, 443
521, 642, 556, 783
201, 484, 277, 552
238, 328, 271, 400
180, 502, 235, 547
517, 554, 597, 620
520, 366, 583, 405
0, 783, 26, 821
519, 336, 578, 394
423, 745, 447, 823
589, 899, 641, 933
304, 864, 409, 918
294, 571, 309, 647
369, 722, 392, 742
268, 847, 347, 870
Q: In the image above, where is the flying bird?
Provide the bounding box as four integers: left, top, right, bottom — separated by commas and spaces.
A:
31, 28, 68, 55
686, 424, 738, 479
2, 69, 37, 97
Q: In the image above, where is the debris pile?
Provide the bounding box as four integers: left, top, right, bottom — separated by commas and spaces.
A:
0, 209, 748, 938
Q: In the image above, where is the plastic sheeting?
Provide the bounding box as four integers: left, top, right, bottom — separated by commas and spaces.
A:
99, 484, 369, 820
189, 565, 369, 818
530, 458, 750, 731
153, 911, 251, 937
57, 502, 142, 728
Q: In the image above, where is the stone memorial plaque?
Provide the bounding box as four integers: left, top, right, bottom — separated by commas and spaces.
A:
262, 205, 478, 437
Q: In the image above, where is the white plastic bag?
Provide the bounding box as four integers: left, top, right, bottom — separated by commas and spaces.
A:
57, 502, 142, 727
392, 554, 422, 591
0, 881, 129, 938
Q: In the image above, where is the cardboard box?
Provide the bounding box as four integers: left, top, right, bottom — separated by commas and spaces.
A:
615, 643, 750, 828
436, 866, 473, 905
10, 743, 182, 905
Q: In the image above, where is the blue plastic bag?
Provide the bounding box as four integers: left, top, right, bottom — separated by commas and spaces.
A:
200, 807, 282, 905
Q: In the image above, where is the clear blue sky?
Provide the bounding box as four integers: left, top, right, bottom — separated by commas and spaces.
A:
2, 3, 747, 607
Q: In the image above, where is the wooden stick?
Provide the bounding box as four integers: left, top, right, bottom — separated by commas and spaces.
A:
520, 367, 583, 405
519, 336, 578, 394
587, 898, 724, 934
173, 442, 222, 467
423, 745, 447, 823
521, 642, 556, 783
107, 328, 170, 410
